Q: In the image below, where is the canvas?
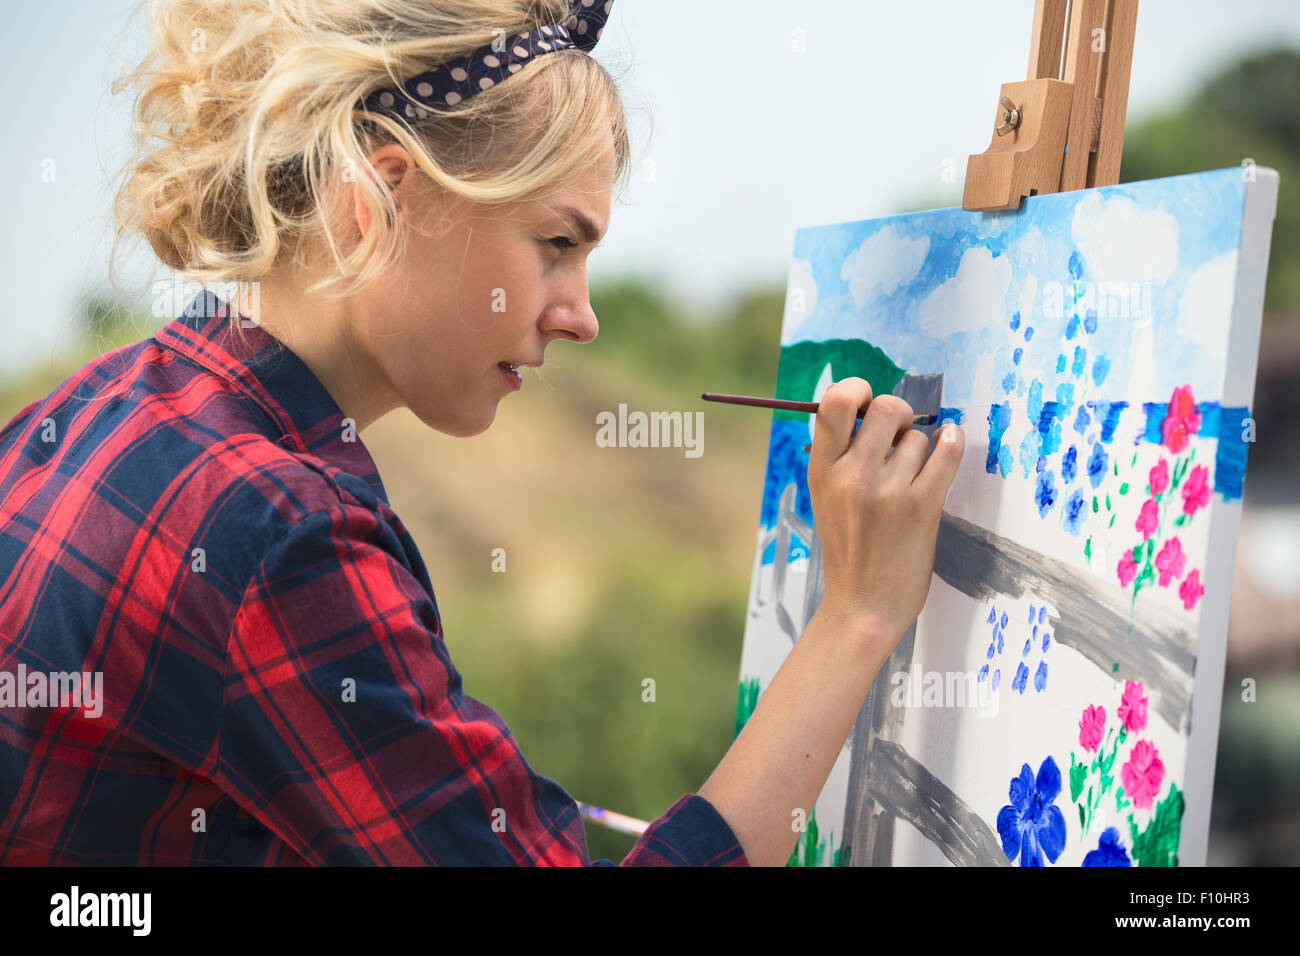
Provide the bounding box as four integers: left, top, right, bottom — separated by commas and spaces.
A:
734, 166, 1280, 867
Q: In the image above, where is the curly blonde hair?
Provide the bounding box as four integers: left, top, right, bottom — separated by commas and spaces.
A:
109, 0, 635, 335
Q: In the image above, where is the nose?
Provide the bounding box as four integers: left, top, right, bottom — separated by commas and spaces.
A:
541, 276, 599, 345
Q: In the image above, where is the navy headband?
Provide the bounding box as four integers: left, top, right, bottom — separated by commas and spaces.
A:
360, 0, 614, 122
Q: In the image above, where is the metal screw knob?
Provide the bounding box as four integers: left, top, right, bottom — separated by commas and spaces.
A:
996, 95, 1022, 136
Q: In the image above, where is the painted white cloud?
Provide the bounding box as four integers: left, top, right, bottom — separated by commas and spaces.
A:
1070, 192, 1179, 283
841, 225, 930, 308
1176, 250, 1238, 349
781, 257, 819, 344
917, 245, 1012, 337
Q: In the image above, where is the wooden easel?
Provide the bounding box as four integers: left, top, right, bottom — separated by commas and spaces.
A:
963, 0, 1138, 211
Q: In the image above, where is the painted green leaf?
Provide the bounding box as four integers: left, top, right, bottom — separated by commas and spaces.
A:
1175, 514, 1187, 526
1070, 753, 1087, 802
1092, 496, 1099, 513
1130, 784, 1185, 867
1084, 537, 1092, 560
1109, 514, 1116, 528
1106, 493, 1112, 510
1119, 482, 1129, 495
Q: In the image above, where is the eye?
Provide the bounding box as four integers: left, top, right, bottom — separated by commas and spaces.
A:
547, 235, 580, 252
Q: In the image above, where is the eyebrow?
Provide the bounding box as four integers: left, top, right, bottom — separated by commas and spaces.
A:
558, 205, 606, 245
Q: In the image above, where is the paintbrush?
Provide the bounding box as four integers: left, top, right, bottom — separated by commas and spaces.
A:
577, 801, 649, 837
700, 391, 961, 454
700, 391, 944, 425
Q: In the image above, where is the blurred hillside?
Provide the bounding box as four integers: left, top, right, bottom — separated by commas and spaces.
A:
1, 48, 1297, 866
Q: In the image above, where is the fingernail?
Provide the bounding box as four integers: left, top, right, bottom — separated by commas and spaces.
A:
941, 421, 959, 442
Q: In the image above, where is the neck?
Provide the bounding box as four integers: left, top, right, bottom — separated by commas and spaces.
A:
235, 273, 398, 434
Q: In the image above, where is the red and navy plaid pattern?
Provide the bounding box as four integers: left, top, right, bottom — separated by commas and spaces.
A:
0, 290, 747, 866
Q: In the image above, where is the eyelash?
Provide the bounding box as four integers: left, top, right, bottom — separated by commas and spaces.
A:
547, 236, 580, 252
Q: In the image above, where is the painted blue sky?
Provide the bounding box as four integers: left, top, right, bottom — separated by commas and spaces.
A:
783, 168, 1249, 410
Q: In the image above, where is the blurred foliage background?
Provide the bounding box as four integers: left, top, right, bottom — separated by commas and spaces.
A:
2, 49, 1298, 866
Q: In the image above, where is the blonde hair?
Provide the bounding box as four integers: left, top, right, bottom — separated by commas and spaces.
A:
109, 0, 635, 332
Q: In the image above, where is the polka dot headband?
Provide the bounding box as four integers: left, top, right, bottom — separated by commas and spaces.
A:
360, 0, 614, 122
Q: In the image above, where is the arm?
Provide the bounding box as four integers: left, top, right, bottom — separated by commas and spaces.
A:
216, 500, 744, 865
701, 378, 965, 866
698, 602, 889, 867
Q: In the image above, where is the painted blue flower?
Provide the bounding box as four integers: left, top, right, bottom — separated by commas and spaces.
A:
1092, 354, 1110, 386
987, 607, 997, 625
1013, 661, 1030, 694
1065, 314, 1080, 339
1073, 403, 1091, 435
997, 757, 1068, 867
1034, 659, 1048, 692
1087, 442, 1108, 489
1068, 250, 1084, 279
1042, 629, 1051, 651
1061, 445, 1078, 484
1000, 611, 1009, 631
1084, 308, 1098, 334
1035, 469, 1057, 517
1022, 637, 1031, 657
1002, 371, 1017, 394
992, 668, 1001, 690
1010, 311, 1021, 331
1056, 353, 1067, 374
1072, 346, 1086, 377
1082, 826, 1131, 867
1013, 347, 1023, 366
978, 663, 989, 683
1024, 325, 1035, 342
1038, 606, 1046, 626
1063, 487, 1087, 535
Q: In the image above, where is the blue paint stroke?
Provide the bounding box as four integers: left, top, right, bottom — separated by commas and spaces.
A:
1072, 346, 1086, 377
1010, 311, 1021, 332
1073, 403, 1091, 436
1037, 401, 1063, 456
1035, 469, 1057, 516
1001, 371, 1017, 394
1013, 661, 1030, 694
1034, 660, 1048, 692
1063, 487, 1087, 535
1092, 355, 1111, 386
986, 403, 1013, 476
1084, 309, 1098, 334
938, 407, 966, 425
1013, 347, 1023, 366
1094, 401, 1128, 443
1056, 354, 1066, 374
1086, 442, 1108, 489
1062, 445, 1078, 484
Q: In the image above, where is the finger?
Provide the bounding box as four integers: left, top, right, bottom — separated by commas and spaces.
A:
851, 394, 915, 464
912, 420, 965, 504
887, 426, 934, 481
811, 377, 872, 464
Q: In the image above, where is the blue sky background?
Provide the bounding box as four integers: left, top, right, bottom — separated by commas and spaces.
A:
2, 0, 1299, 379
786, 167, 1247, 407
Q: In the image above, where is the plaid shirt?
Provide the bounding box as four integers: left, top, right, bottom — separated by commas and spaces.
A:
0, 290, 747, 866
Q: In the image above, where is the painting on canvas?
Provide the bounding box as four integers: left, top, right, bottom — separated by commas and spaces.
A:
734, 166, 1280, 866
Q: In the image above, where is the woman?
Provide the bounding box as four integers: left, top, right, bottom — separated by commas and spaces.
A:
0, 0, 964, 866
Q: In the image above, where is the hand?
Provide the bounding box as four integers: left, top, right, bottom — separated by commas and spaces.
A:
806, 377, 965, 646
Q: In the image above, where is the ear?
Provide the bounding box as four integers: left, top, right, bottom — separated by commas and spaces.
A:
352, 144, 413, 236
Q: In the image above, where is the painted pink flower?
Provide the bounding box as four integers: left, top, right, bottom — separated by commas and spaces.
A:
1079, 704, 1106, 752
1161, 385, 1201, 454
1118, 680, 1147, 734
1121, 739, 1165, 811
1117, 550, 1139, 587
1149, 458, 1169, 497
1182, 464, 1210, 515
1135, 498, 1159, 540
1154, 537, 1186, 588
1179, 568, 1204, 610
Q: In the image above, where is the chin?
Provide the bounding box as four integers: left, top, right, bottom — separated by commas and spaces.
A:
416, 404, 495, 438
